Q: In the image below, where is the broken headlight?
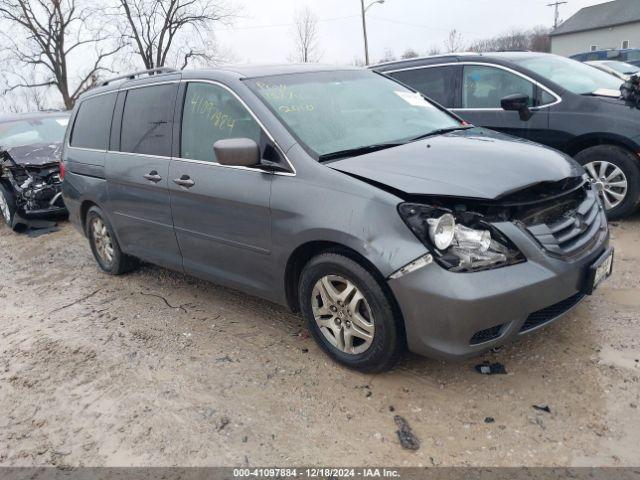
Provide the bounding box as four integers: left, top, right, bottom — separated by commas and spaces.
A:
398, 203, 524, 272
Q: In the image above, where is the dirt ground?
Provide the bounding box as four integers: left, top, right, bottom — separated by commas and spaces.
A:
0, 214, 639, 468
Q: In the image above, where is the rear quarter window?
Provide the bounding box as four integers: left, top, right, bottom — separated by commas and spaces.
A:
70, 94, 116, 150
390, 66, 458, 108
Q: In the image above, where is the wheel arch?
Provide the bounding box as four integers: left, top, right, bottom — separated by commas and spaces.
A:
79, 199, 99, 235
283, 240, 406, 343
566, 133, 640, 159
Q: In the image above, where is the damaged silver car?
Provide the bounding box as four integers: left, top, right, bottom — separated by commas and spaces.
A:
0, 112, 69, 229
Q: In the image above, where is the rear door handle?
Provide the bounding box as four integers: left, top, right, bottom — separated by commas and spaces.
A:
173, 175, 195, 188
143, 171, 162, 183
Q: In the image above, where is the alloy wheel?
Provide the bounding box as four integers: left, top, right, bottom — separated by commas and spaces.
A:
584, 160, 628, 210
311, 275, 375, 355
91, 217, 114, 265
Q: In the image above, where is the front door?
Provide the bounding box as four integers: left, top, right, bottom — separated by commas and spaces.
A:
169, 81, 279, 298
105, 81, 183, 270
452, 64, 551, 145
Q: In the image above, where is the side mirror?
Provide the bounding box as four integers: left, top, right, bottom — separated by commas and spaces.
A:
213, 138, 260, 167
501, 93, 533, 121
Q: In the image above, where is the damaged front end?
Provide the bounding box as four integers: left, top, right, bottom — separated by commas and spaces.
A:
396, 175, 607, 273
0, 146, 66, 230
621, 75, 640, 109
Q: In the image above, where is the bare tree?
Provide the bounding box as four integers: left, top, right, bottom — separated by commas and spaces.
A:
1, 80, 48, 113
468, 27, 551, 53
379, 48, 397, 64
290, 6, 320, 63
427, 45, 442, 56
0, 0, 123, 110
117, 0, 234, 70
444, 29, 464, 53
401, 48, 420, 60
529, 26, 552, 53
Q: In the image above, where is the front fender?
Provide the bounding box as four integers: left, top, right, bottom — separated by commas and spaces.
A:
270, 171, 427, 283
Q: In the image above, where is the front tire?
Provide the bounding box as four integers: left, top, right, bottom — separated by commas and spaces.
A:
576, 145, 640, 219
298, 253, 403, 373
0, 183, 16, 228
86, 206, 137, 275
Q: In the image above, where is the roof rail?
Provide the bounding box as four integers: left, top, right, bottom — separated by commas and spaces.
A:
100, 67, 177, 86
372, 51, 479, 68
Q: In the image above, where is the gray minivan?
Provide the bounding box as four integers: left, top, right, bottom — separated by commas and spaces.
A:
62, 65, 612, 372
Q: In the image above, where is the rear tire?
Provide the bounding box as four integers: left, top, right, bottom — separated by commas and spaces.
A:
298, 253, 403, 373
86, 206, 138, 275
0, 183, 16, 228
575, 145, 640, 219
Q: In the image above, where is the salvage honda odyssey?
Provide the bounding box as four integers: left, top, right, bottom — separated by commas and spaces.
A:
62, 65, 613, 372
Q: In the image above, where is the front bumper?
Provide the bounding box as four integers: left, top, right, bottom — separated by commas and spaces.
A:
389, 220, 609, 360
20, 204, 68, 219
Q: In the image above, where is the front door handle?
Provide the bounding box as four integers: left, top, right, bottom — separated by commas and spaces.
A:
173, 175, 195, 188
143, 171, 162, 183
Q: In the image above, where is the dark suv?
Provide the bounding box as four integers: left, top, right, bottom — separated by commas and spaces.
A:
62, 66, 611, 372
374, 52, 640, 219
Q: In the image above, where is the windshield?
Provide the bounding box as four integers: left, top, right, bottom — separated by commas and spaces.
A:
603, 61, 640, 75
247, 70, 461, 158
511, 55, 623, 94
0, 116, 69, 149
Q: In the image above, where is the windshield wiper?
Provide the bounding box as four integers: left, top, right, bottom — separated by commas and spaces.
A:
409, 125, 474, 142
318, 142, 404, 162
318, 125, 474, 162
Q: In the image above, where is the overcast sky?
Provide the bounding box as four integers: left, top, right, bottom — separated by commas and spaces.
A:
219, 0, 607, 64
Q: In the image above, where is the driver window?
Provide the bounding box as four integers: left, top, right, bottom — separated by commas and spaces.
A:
462, 65, 536, 109
181, 82, 262, 163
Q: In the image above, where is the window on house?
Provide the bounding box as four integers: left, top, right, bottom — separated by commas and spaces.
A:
622, 40, 630, 49
590, 45, 598, 52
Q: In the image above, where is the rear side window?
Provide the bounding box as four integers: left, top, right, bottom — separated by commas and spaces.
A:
70, 94, 116, 150
390, 66, 458, 108
120, 84, 176, 156
462, 65, 535, 109
180, 82, 261, 163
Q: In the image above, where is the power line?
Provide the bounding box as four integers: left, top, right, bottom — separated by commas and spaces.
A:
367, 15, 481, 35
217, 15, 360, 32
547, 1, 568, 29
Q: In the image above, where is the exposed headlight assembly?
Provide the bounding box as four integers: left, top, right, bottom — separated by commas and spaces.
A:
398, 203, 524, 272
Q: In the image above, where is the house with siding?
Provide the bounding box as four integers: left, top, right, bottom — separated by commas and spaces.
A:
550, 0, 640, 57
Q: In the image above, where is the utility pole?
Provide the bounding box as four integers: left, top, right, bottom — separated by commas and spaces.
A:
360, 0, 385, 66
548, 1, 568, 29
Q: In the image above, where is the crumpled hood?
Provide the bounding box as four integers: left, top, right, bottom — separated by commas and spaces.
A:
5, 142, 62, 166
329, 128, 583, 200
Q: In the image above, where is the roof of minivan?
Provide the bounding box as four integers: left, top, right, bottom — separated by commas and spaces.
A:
192, 63, 360, 78
79, 63, 362, 100
0, 110, 70, 124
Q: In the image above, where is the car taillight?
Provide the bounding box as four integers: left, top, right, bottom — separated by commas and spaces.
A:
59, 161, 66, 180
